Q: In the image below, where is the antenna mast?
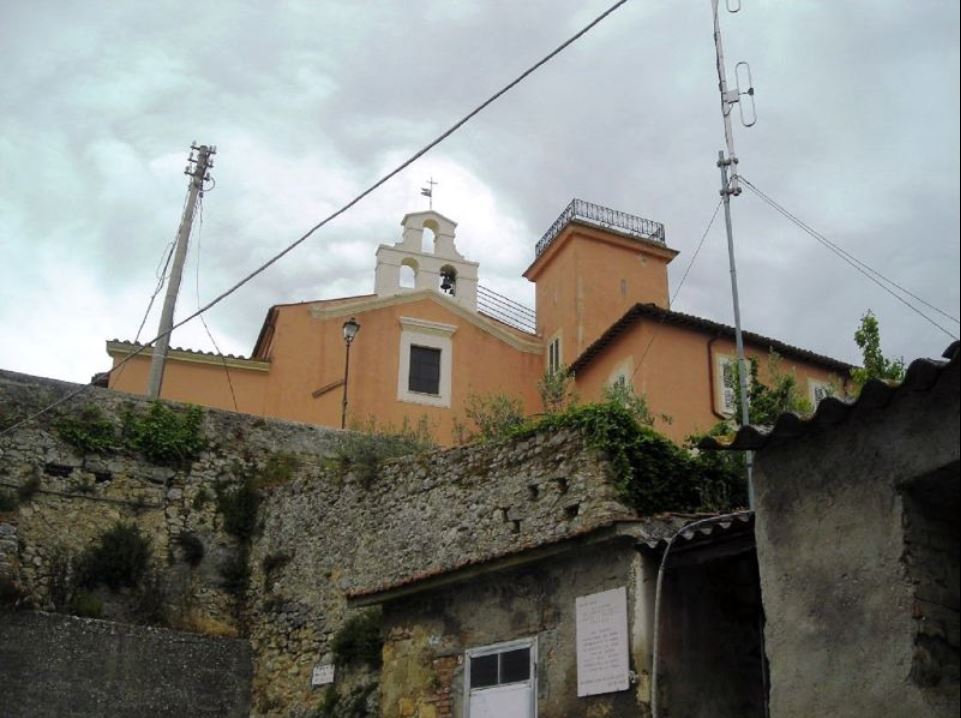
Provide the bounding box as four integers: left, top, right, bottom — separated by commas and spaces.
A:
146, 143, 216, 398
711, 0, 757, 505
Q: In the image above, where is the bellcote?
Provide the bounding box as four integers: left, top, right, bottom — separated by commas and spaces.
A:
375, 210, 479, 310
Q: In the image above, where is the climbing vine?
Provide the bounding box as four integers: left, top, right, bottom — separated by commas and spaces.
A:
510, 402, 746, 515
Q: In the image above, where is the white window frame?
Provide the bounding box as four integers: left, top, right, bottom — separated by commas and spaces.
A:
397, 317, 455, 407
809, 378, 834, 407
606, 357, 634, 390
547, 332, 563, 374
464, 637, 538, 718
715, 354, 737, 416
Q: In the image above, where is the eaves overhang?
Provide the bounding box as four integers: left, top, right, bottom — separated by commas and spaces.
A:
106, 340, 271, 372
569, 302, 855, 376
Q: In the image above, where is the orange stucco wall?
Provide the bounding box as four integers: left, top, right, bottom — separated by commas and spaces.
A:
573, 320, 849, 443
110, 294, 545, 445
529, 224, 675, 365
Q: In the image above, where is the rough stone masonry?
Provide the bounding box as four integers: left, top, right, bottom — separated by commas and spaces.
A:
0, 369, 633, 716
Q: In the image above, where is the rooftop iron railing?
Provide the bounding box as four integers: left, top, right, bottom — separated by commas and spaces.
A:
535, 199, 666, 258
477, 284, 537, 334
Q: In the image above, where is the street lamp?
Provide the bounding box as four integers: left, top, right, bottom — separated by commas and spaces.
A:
341, 317, 360, 429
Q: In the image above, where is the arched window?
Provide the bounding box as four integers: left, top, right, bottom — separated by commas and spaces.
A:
439, 264, 457, 296
421, 223, 437, 254
400, 258, 418, 289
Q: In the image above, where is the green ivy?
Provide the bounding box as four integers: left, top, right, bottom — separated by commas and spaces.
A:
55, 405, 117, 454
121, 402, 206, 466
510, 402, 746, 515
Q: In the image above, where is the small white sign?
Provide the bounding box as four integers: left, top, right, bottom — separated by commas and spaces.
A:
575, 586, 630, 697
311, 663, 335, 687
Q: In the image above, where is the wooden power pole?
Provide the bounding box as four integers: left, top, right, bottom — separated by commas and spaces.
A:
146, 143, 216, 398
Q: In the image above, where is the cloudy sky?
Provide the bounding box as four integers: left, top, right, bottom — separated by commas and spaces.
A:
1, 0, 958, 385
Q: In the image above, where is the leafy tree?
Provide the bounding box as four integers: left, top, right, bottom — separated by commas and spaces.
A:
537, 366, 578, 415
602, 380, 655, 427
459, 392, 526, 442
731, 353, 812, 426
850, 310, 905, 390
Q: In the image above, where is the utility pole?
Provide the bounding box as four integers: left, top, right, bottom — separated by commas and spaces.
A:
710, 0, 757, 506
146, 143, 216, 398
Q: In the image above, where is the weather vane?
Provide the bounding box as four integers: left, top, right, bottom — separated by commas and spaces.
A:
420, 177, 438, 210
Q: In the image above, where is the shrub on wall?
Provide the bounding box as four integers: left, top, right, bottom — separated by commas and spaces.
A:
54, 405, 118, 454
121, 402, 205, 466
175, 531, 205, 567
216, 477, 261, 541
331, 610, 383, 669
77, 522, 152, 591
332, 417, 435, 486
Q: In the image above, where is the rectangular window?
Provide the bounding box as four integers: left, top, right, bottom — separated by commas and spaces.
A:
466, 639, 537, 717
408, 345, 441, 395
548, 336, 562, 374
468, 645, 532, 689
810, 379, 834, 407
716, 355, 737, 416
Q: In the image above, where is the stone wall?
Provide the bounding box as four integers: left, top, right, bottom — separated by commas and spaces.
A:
246, 423, 630, 711
0, 610, 252, 717
752, 358, 960, 718
0, 369, 630, 716
0, 369, 341, 636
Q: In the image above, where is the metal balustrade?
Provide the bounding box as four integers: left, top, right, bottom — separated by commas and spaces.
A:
477, 285, 537, 334
535, 199, 666, 258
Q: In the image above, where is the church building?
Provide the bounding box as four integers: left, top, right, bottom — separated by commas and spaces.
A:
106, 199, 851, 443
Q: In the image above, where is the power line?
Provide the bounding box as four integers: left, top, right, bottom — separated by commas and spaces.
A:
630, 198, 723, 381
0, 0, 631, 438
739, 176, 959, 340
194, 194, 239, 412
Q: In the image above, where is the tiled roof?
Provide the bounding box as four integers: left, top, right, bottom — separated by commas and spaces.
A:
569, 303, 854, 375
107, 339, 259, 363
700, 341, 960, 451
347, 512, 753, 604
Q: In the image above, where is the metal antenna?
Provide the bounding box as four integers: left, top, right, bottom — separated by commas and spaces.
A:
146, 143, 216, 398
711, 0, 756, 507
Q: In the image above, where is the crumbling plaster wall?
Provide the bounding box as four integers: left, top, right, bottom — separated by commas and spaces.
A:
376, 538, 646, 718
752, 362, 960, 718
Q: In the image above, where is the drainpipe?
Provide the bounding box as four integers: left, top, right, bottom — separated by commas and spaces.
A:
649, 511, 754, 718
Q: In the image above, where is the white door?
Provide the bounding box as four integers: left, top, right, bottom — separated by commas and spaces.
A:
466, 639, 536, 718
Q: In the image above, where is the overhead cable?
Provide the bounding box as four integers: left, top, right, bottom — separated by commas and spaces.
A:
739, 176, 958, 339
194, 195, 239, 412
0, 0, 631, 438
630, 198, 723, 380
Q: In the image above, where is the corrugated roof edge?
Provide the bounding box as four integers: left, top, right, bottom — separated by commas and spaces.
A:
700, 340, 960, 452
568, 303, 854, 375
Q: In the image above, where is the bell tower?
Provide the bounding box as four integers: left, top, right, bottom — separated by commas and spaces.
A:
374, 210, 479, 310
